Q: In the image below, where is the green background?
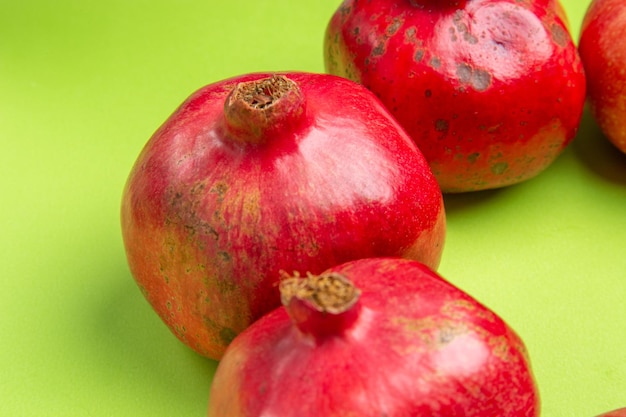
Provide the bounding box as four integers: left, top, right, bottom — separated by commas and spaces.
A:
1, 1, 624, 415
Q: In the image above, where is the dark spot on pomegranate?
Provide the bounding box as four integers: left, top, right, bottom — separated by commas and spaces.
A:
372, 42, 385, 56
438, 327, 457, 344
405, 27, 416, 42
457, 63, 472, 84
491, 162, 509, 175
219, 327, 237, 345
386, 18, 402, 36
414, 49, 424, 62
464, 31, 478, 44
471, 69, 492, 91
217, 275, 239, 294
550, 23, 567, 47
456, 63, 492, 91
199, 221, 219, 240
425, 89, 432, 98
449, 27, 458, 42
339, 3, 352, 18
486, 123, 503, 133
435, 119, 449, 132
429, 56, 441, 68
467, 152, 480, 163
210, 181, 228, 201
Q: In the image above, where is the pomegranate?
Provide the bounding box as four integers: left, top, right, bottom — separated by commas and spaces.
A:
597, 408, 626, 417
579, 0, 626, 154
324, 0, 586, 192
207, 257, 539, 416
120, 73, 446, 360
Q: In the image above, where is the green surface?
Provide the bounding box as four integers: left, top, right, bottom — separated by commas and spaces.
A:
1, 1, 624, 416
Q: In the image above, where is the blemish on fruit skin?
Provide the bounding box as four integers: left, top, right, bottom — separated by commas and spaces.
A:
451, 10, 478, 44
210, 181, 228, 202
449, 27, 458, 42
369, 17, 404, 59
174, 324, 187, 338
386, 18, 403, 36
457, 63, 472, 84
490, 152, 504, 161
471, 69, 492, 91
491, 162, 509, 175
464, 32, 479, 44
218, 251, 231, 262
372, 42, 385, 56
550, 23, 568, 47
435, 119, 450, 133
405, 26, 417, 43
338, 3, 352, 18
414, 49, 425, 62
430, 57, 441, 68
456, 63, 492, 92
485, 123, 503, 133
219, 327, 237, 346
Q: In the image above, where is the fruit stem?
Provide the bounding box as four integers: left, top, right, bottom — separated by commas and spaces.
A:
279, 272, 361, 341
222, 74, 306, 146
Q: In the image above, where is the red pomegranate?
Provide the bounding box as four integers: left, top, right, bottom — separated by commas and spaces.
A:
597, 408, 626, 417
207, 257, 539, 416
120, 73, 446, 360
579, 0, 626, 154
324, 0, 586, 192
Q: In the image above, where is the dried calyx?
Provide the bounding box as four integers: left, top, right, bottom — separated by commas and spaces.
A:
222, 75, 306, 146
233, 75, 293, 109
280, 272, 360, 313
279, 272, 362, 339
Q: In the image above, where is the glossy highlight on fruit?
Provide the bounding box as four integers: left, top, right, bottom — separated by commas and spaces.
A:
324, 0, 586, 192
579, 0, 626, 154
120, 72, 446, 360
207, 257, 539, 417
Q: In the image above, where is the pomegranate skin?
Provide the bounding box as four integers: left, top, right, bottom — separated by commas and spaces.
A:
597, 408, 626, 417
207, 257, 539, 417
324, 0, 586, 192
120, 72, 445, 360
579, 0, 626, 154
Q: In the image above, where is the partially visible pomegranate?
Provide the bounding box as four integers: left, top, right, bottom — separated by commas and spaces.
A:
324, 0, 586, 192
579, 0, 626, 154
597, 408, 626, 417
207, 257, 539, 416
120, 73, 445, 360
